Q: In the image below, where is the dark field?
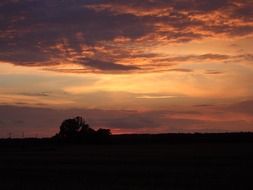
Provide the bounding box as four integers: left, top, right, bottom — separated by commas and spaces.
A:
0, 137, 253, 189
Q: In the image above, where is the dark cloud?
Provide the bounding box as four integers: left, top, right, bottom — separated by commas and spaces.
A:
229, 25, 253, 36
242, 54, 253, 62
78, 58, 139, 71
155, 53, 253, 68
93, 0, 253, 38
0, 0, 252, 73
167, 68, 193, 72
230, 1, 253, 22
227, 100, 253, 115
194, 104, 214, 107
0, 120, 4, 126
18, 92, 51, 97
160, 54, 231, 63
0, 0, 153, 69
205, 70, 224, 75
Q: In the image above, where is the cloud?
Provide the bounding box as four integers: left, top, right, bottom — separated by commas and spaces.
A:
77, 58, 139, 72
194, 104, 214, 107
167, 68, 193, 72
17, 92, 51, 97
87, 0, 253, 38
227, 100, 253, 115
0, 0, 253, 74
159, 54, 231, 63
136, 95, 177, 99
205, 70, 224, 75
0, 0, 153, 69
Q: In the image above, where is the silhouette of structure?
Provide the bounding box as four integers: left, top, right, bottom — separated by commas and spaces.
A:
54, 116, 111, 142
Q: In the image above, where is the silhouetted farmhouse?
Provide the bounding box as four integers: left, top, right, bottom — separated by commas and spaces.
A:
54, 116, 111, 142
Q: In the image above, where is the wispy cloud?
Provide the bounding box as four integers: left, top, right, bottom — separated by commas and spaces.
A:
77, 58, 139, 72
136, 95, 178, 99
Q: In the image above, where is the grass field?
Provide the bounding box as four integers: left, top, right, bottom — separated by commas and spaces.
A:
0, 141, 253, 190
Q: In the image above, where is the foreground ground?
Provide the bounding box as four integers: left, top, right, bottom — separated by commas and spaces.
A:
0, 141, 253, 190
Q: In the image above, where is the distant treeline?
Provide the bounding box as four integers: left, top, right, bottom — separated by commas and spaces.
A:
1, 116, 253, 146
110, 132, 253, 144
1, 133, 253, 147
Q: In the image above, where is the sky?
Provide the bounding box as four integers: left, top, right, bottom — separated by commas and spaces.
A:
0, 0, 253, 137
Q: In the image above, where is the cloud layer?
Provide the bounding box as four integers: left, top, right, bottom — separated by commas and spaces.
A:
0, 0, 253, 73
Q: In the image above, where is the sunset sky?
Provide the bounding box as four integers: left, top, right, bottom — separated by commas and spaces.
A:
0, 0, 253, 137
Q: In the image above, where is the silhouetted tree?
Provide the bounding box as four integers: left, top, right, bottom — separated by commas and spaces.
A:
96, 128, 112, 136
55, 116, 111, 142
79, 123, 96, 136
59, 116, 89, 138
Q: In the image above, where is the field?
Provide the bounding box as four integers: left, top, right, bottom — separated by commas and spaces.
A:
0, 139, 253, 190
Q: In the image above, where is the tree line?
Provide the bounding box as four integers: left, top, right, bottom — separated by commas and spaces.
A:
53, 116, 111, 141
